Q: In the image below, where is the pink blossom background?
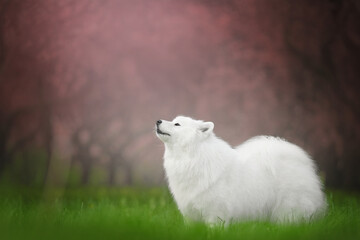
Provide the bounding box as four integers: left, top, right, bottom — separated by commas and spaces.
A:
0, 0, 359, 188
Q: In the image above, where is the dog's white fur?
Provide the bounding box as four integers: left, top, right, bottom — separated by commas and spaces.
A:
156, 116, 326, 224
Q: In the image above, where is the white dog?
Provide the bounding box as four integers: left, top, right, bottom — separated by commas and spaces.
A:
155, 116, 326, 224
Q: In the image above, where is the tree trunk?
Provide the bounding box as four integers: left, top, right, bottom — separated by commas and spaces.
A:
107, 156, 117, 186
81, 157, 92, 185
123, 162, 132, 186
42, 106, 53, 185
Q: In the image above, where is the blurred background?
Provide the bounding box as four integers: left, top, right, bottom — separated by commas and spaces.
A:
0, 0, 359, 190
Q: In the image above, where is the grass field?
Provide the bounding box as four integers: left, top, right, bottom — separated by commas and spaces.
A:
0, 187, 359, 240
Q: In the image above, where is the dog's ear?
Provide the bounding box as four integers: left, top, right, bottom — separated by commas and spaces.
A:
199, 122, 214, 133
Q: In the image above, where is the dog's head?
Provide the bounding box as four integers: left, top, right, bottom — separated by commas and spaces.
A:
155, 116, 214, 148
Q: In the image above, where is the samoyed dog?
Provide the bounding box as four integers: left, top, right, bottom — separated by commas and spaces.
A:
155, 116, 326, 224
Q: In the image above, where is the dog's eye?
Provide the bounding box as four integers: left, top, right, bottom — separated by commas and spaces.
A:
174, 123, 181, 126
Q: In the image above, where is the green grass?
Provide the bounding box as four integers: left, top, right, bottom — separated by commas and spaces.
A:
0, 187, 359, 240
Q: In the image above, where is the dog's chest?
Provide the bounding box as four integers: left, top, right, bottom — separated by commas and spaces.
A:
164, 156, 202, 185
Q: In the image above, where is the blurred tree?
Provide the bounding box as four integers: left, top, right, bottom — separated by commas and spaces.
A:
283, 0, 360, 188
71, 126, 94, 185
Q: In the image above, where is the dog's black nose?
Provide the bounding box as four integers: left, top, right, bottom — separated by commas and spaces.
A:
156, 120, 162, 126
